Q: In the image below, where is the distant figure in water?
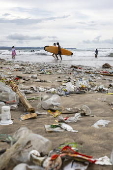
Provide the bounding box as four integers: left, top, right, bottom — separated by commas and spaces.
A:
52, 43, 58, 60
57, 42, 62, 60
12, 46, 16, 59
95, 49, 98, 58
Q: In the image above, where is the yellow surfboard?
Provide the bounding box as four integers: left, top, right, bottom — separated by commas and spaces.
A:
44, 46, 73, 56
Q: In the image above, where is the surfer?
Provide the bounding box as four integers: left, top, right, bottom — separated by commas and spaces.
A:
95, 49, 98, 58
52, 43, 58, 60
57, 42, 62, 60
12, 46, 16, 59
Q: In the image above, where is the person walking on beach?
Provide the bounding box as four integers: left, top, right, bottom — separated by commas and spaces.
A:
95, 49, 98, 58
52, 43, 58, 60
12, 46, 16, 59
57, 42, 62, 60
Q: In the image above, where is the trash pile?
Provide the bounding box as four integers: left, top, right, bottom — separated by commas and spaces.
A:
0, 127, 112, 170
0, 60, 113, 169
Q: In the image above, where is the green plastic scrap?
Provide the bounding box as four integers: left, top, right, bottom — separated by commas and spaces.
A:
0, 134, 16, 145
27, 96, 39, 100
58, 142, 80, 151
50, 124, 60, 128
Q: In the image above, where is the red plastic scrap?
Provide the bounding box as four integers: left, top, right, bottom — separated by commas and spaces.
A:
50, 146, 97, 164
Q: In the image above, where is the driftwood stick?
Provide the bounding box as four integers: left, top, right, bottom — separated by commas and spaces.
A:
0, 135, 28, 170
9, 81, 35, 113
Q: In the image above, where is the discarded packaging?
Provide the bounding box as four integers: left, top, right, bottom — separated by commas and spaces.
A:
50, 145, 96, 166
41, 94, 61, 110
59, 123, 78, 133
95, 156, 112, 165
45, 124, 64, 132
58, 113, 81, 123
58, 142, 79, 151
11, 127, 52, 163
45, 123, 78, 132
48, 110, 62, 117
63, 160, 89, 170
80, 105, 92, 116
20, 112, 37, 120
65, 82, 74, 92
92, 119, 111, 128
13, 163, 44, 170
62, 107, 80, 114
0, 82, 17, 104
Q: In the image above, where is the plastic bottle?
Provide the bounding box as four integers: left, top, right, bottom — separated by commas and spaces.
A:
0, 102, 5, 114
0, 106, 13, 125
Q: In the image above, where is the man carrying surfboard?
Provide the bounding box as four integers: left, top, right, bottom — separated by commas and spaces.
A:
52, 43, 58, 60
44, 44, 73, 57
57, 42, 62, 60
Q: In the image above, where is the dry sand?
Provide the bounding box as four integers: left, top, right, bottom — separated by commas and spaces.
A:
0, 59, 113, 170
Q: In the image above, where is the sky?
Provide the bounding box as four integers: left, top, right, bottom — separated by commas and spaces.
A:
0, 0, 113, 48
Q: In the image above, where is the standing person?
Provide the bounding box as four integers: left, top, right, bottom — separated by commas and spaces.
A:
12, 46, 16, 59
95, 49, 98, 58
52, 43, 58, 60
57, 42, 62, 60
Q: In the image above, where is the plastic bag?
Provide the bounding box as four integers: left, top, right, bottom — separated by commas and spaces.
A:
58, 113, 81, 123
41, 94, 61, 110
92, 119, 111, 128
63, 160, 89, 170
0, 82, 18, 103
76, 79, 89, 88
13, 163, 44, 170
66, 82, 74, 92
12, 127, 52, 163
80, 105, 91, 116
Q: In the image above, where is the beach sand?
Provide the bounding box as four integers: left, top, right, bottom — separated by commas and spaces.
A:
0, 59, 113, 170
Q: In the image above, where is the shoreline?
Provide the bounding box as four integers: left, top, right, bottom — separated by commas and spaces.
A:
0, 48, 113, 68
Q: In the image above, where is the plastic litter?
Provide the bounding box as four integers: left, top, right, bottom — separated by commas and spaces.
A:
0, 102, 5, 113
50, 145, 96, 164
58, 113, 81, 123
45, 124, 64, 132
12, 127, 52, 163
76, 78, 89, 89
92, 119, 111, 128
0, 134, 16, 145
59, 123, 78, 133
80, 105, 92, 116
97, 85, 108, 93
63, 160, 89, 170
13, 163, 44, 170
65, 82, 74, 92
20, 112, 37, 120
58, 142, 79, 151
95, 156, 112, 165
110, 149, 113, 165
0, 106, 13, 125
0, 82, 17, 104
41, 94, 61, 110
48, 110, 62, 117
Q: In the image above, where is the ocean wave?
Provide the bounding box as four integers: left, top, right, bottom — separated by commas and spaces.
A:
108, 53, 113, 57
35, 52, 47, 55
0, 48, 113, 68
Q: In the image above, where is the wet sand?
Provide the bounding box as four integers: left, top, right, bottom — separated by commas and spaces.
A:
0, 59, 113, 170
